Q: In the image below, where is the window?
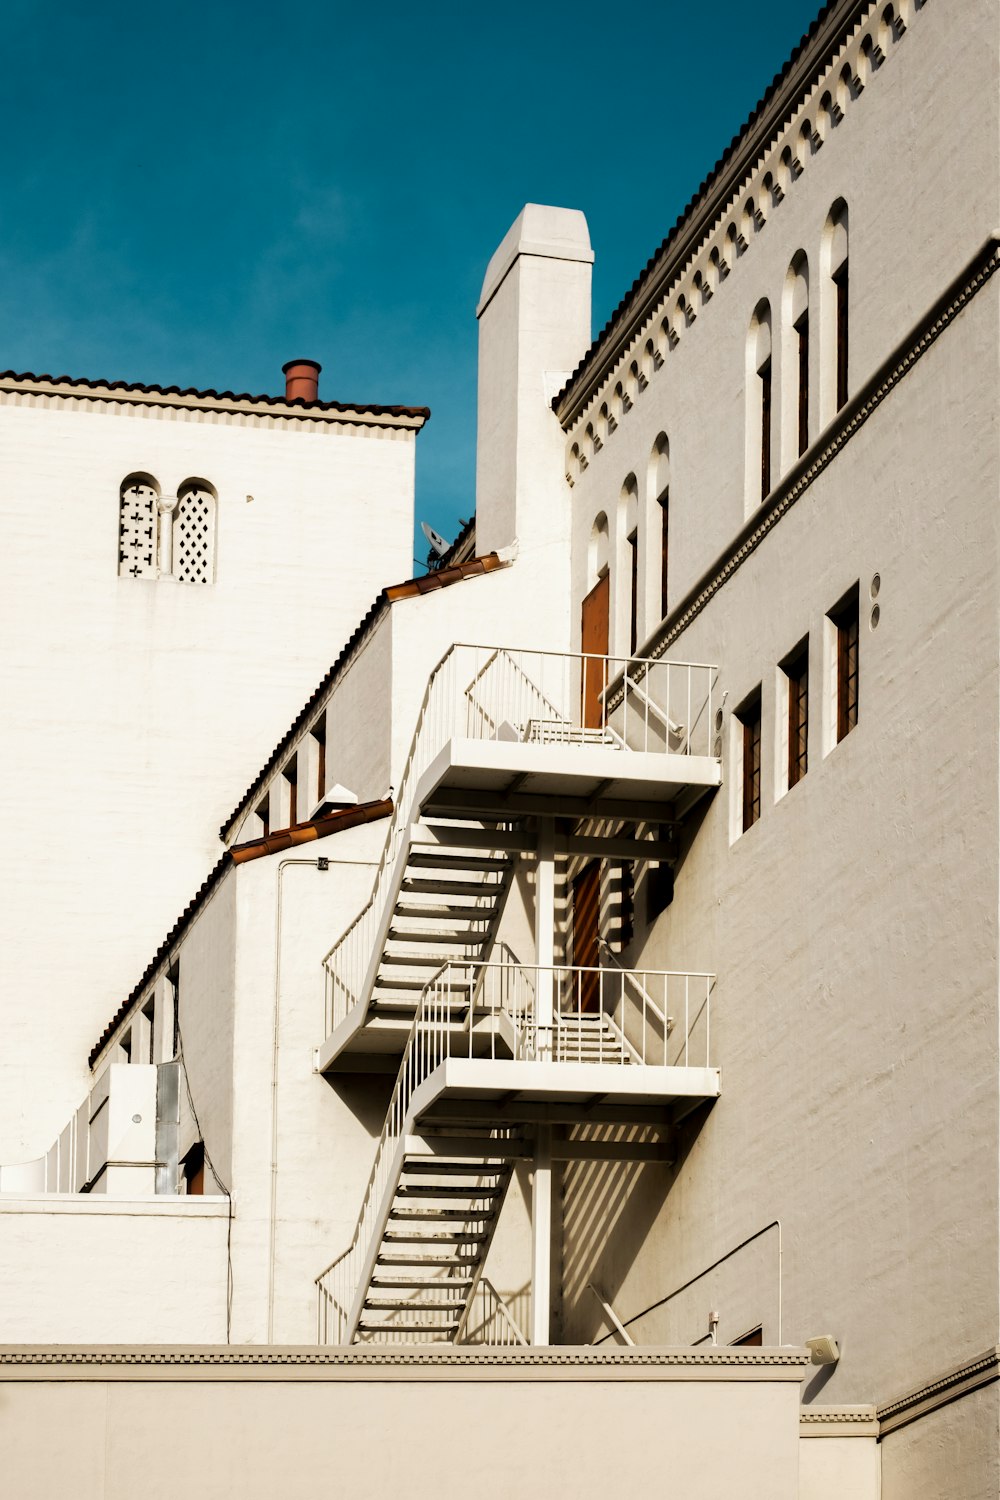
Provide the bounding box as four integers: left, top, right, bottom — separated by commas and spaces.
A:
746, 302, 773, 512
822, 201, 849, 421
759, 355, 772, 499
283, 757, 298, 827
649, 433, 670, 618
256, 795, 270, 839
173, 480, 217, 584
167, 961, 180, 1059
834, 258, 849, 411
619, 474, 639, 655
182, 1141, 205, 1196
659, 492, 669, 617
832, 590, 860, 742
118, 474, 159, 578
311, 716, 327, 805
785, 250, 810, 463
785, 643, 809, 788
740, 693, 762, 832
627, 529, 639, 654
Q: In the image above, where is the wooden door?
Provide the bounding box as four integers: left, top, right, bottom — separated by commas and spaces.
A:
580, 573, 610, 730
572, 862, 601, 1013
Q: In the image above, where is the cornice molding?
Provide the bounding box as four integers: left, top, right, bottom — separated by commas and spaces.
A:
799, 1404, 878, 1437
877, 1347, 1000, 1438
0, 377, 426, 434
638, 235, 1000, 665
0, 1344, 810, 1384
554, 0, 872, 426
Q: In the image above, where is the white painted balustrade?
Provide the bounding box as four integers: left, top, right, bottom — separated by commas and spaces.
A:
322, 644, 719, 1035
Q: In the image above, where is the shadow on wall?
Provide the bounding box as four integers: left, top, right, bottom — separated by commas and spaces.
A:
560, 1117, 703, 1342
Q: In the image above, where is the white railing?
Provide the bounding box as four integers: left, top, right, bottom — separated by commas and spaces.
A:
321, 644, 719, 1036
458, 1276, 528, 1346
315, 960, 714, 1343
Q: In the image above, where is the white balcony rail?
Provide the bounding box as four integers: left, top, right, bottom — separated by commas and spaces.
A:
321, 644, 719, 1035
315, 960, 714, 1343
458, 1276, 528, 1346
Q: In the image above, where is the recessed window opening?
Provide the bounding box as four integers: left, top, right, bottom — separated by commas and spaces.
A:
311, 717, 327, 803
167, 962, 180, 1060
256, 795, 270, 839
785, 642, 809, 789
283, 757, 298, 827
174, 479, 217, 585
822, 201, 849, 422
760, 356, 772, 500
141, 997, 156, 1065
831, 588, 860, 742
627, 530, 639, 654
182, 1141, 206, 1196
619, 475, 639, 656
746, 301, 773, 513
784, 250, 810, 463
649, 434, 670, 619
118, 473, 159, 579
834, 258, 849, 411
739, 692, 762, 832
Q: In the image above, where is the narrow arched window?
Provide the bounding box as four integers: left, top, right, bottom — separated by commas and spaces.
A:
783, 252, 810, 466
649, 435, 670, 618
821, 201, 850, 420
173, 480, 217, 584
746, 302, 773, 511
118, 474, 159, 578
619, 475, 639, 654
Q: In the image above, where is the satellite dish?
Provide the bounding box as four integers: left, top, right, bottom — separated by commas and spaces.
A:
421, 521, 451, 558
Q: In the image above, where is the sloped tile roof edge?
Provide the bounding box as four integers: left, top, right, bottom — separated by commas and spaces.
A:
552, 0, 861, 422
219, 550, 507, 842
0, 369, 430, 425
88, 800, 393, 1068
230, 798, 393, 864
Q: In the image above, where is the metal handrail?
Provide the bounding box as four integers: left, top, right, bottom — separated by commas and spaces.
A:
315, 960, 715, 1343
321, 644, 720, 1038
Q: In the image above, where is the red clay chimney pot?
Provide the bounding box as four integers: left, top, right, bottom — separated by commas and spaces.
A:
282, 359, 321, 403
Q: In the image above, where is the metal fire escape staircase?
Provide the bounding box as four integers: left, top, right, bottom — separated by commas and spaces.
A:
315, 644, 723, 1344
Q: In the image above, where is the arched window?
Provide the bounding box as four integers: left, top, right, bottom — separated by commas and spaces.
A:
118, 474, 159, 579
173, 480, 217, 585
746, 301, 773, 511
649, 434, 670, 619
821, 200, 850, 420
619, 475, 640, 654
782, 252, 810, 466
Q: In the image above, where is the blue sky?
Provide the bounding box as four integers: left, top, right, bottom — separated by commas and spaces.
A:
1, 1, 820, 568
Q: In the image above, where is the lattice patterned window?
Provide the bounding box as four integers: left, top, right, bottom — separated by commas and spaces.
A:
173, 482, 216, 584
118, 475, 159, 578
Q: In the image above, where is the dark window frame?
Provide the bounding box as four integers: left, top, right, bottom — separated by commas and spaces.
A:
739, 693, 763, 832
784, 641, 809, 789
832, 589, 860, 742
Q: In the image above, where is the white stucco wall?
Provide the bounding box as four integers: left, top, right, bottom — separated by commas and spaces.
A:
0, 1196, 229, 1342
0, 393, 418, 1160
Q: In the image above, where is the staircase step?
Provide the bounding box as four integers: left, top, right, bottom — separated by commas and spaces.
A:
388, 928, 480, 944
388, 1209, 497, 1223
364, 1298, 467, 1312
401, 1160, 505, 1175
394, 903, 493, 919
370, 1277, 474, 1290
382, 1231, 488, 1245
401, 879, 505, 895
378, 1254, 484, 1266
380, 952, 455, 967
396, 1183, 503, 1199
357, 1320, 460, 1334
408, 853, 510, 870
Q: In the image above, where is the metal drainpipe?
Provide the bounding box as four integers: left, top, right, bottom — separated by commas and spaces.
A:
265, 852, 378, 1343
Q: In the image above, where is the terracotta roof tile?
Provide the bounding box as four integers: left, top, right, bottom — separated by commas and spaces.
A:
0, 368, 430, 423
230, 798, 393, 864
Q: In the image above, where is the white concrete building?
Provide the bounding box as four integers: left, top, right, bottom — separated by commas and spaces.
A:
2, 1, 997, 1497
